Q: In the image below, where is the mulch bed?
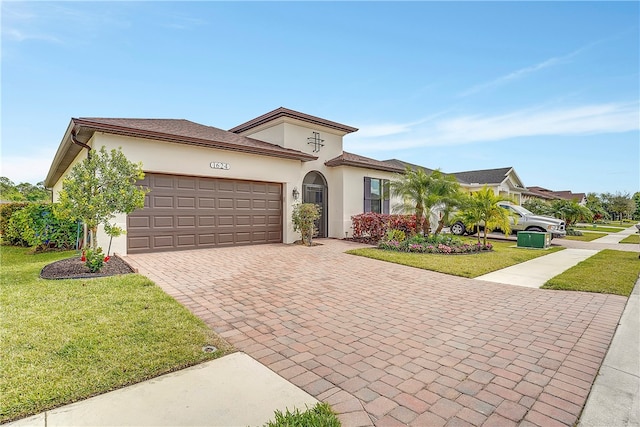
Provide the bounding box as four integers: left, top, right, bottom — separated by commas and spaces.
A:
40, 255, 135, 280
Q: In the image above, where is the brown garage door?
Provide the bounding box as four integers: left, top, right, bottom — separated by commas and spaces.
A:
127, 173, 282, 253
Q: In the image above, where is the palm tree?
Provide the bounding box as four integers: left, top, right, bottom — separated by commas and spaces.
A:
460, 187, 514, 246
389, 168, 463, 236
389, 167, 429, 234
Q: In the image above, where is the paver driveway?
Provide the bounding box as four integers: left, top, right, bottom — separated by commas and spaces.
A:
125, 239, 627, 427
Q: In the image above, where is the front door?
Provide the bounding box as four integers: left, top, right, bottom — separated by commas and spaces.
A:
302, 171, 328, 238
303, 184, 327, 238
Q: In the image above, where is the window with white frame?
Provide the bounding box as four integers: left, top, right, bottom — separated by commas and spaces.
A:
364, 177, 390, 214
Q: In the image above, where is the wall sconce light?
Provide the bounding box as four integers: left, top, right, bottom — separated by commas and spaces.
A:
292, 186, 299, 200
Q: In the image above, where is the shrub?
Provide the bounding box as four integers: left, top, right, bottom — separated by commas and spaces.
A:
351, 213, 417, 242
566, 228, 583, 236
85, 247, 104, 273
3, 203, 78, 250
292, 203, 321, 246
379, 233, 492, 254
0, 202, 29, 241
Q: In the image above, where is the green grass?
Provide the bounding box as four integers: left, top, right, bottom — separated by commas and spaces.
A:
346, 239, 563, 278
564, 232, 607, 241
574, 225, 628, 233
620, 234, 640, 244
0, 246, 231, 423
543, 249, 640, 296
265, 403, 341, 427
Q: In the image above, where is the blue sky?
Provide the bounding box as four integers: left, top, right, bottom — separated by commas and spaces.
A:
2, 1, 639, 195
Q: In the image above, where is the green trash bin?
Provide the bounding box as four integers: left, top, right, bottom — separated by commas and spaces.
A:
517, 231, 551, 249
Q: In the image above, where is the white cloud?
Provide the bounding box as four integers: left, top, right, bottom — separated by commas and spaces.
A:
458, 42, 597, 97
346, 102, 640, 152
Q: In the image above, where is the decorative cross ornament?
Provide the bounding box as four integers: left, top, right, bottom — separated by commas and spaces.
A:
307, 132, 324, 153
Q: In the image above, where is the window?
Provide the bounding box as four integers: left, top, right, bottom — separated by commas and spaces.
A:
364, 177, 390, 214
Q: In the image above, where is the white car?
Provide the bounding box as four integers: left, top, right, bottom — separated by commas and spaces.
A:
450, 202, 566, 238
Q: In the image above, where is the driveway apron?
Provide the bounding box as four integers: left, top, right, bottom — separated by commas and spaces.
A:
125, 239, 627, 427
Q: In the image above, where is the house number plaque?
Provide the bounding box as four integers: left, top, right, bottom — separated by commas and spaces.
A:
210, 162, 230, 170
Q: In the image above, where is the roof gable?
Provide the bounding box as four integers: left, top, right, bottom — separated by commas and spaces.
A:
451, 167, 514, 185
229, 107, 358, 135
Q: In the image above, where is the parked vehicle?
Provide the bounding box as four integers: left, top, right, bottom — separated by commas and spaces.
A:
450, 202, 566, 238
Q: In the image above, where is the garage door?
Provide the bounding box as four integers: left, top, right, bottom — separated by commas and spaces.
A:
127, 173, 282, 253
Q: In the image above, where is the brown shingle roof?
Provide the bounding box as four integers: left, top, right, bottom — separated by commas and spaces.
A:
450, 167, 513, 185
229, 107, 358, 135
73, 118, 317, 161
325, 152, 404, 173
383, 159, 438, 175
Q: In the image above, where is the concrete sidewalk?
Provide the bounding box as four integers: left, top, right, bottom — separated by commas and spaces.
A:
592, 224, 639, 244
475, 247, 600, 288
579, 280, 640, 427
5, 352, 317, 427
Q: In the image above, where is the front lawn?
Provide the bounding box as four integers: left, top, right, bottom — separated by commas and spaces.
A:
0, 246, 231, 423
564, 232, 607, 241
574, 225, 627, 233
347, 239, 563, 278
543, 249, 640, 296
620, 234, 640, 244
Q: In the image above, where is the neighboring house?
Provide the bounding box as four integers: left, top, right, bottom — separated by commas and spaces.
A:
524, 186, 587, 205
44, 107, 528, 255
383, 160, 526, 204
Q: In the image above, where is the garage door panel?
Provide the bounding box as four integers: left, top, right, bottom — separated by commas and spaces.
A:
129, 216, 150, 229
199, 216, 215, 227
267, 200, 280, 210
199, 198, 215, 208
128, 236, 151, 250
219, 199, 234, 209
177, 197, 196, 208
153, 235, 174, 248
128, 173, 282, 253
153, 196, 174, 208
177, 235, 196, 246
218, 182, 234, 192
177, 178, 196, 190
154, 216, 173, 228
154, 176, 175, 189
177, 216, 195, 227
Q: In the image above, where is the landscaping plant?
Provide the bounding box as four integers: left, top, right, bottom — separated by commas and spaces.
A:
56, 146, 148, 271
2, 203, 77, 250
292, 202, 321, 246
457, 187, 514, 246
389, 167, 463, 237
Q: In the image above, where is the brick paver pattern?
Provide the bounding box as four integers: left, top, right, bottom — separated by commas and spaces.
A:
126, 239, 627, 427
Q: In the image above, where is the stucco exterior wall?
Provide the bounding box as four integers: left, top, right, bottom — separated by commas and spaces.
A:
338, 166, 399, 238
52, 133, 309, 254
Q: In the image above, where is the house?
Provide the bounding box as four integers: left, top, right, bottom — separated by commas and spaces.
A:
524, 186, 587, 205
44, 107, 526, 255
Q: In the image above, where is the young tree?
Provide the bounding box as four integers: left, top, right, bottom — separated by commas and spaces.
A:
585, 193, 608, 221
460, 187, 514, 247
603, 192, 634, 222
633, 192, 640, 221
56, 146, 147, 250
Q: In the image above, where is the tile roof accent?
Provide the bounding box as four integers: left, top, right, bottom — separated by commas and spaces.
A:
72, 118, 317, 161
450, 167, 513, 185
383, 159, 438, 175
229, 107, 359, 135
526, 186, 586, 201
325, 152, 404, 173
